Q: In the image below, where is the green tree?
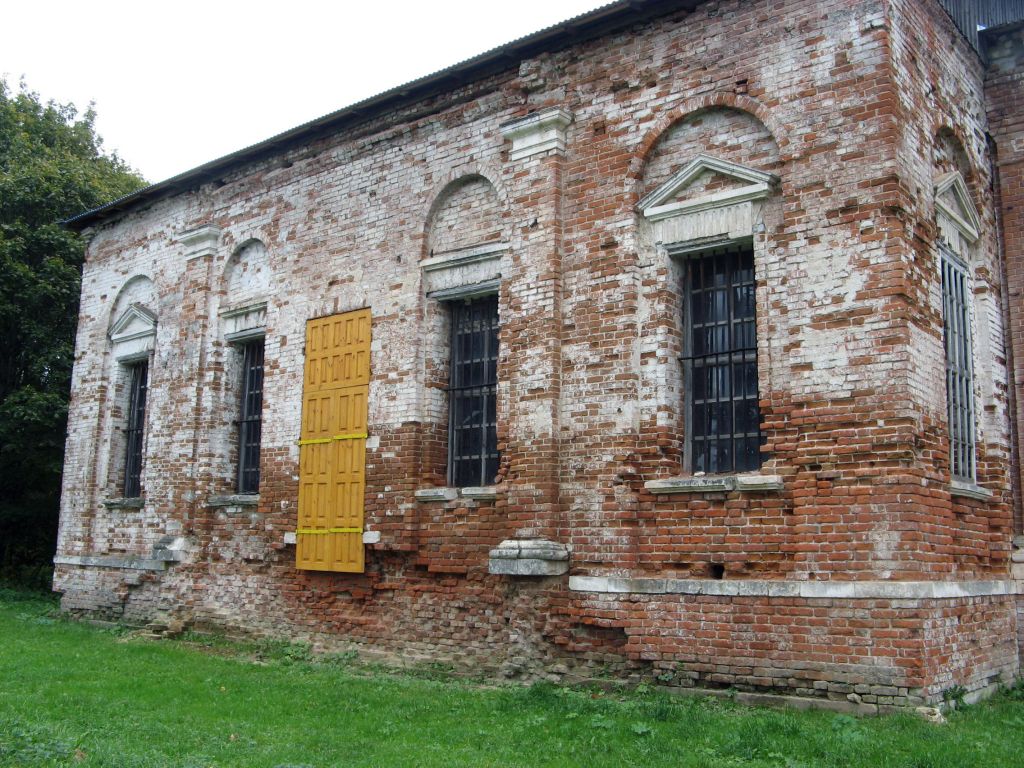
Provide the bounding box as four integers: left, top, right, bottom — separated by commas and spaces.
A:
0, 78, 146, 588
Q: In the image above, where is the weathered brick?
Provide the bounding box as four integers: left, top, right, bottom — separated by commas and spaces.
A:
53, 0, 1023, 707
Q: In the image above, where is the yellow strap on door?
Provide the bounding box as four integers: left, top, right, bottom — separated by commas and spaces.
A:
297, 527, 363, 535
296, 432, 367, 446
333, 431, 368, 440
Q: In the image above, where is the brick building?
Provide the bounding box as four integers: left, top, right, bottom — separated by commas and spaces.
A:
54, 0, 1024, 709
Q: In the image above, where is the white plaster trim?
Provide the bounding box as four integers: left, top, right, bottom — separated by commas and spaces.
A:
934, 172, 980, 243
414, 487, 459, 502
111, 328, 156, 344
664, 235, 751, 258
500, 107, 573, 161
638, 154, 779, 213
643, 183, 771, 222
177, 224, 222, 258
460, 486, 498, 500
645, 473, 784, 494
569, 575, 1020, 599
113, 346, 153, 364
221, 301, 267, 343
224, 327, 267, 344
54, 554, 166, 572
421, 242, 508, 273
220, 301, 268, 319
950, 480, 993, 501
427, 279, 501, 301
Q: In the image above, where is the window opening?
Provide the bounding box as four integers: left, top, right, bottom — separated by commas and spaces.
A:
237, 339, 264, 493
448, 295, 499, 487
683, 246, 761, 474
941, 246, 976, 482
123, 361, 148, 498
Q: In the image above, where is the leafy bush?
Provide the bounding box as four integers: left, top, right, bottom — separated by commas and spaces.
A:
0, 79, 145, 589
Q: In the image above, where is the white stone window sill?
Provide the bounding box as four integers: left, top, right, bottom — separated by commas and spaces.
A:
488, 539, 569, 576
414, 488, 459, 502
282, 530, 380, 545
461, 486, 498, 500
207, 494, 260, 508
414, 486, 499, 502
950, 480, 993, 501
644, 473, 784, 494
102, 497, 145, 509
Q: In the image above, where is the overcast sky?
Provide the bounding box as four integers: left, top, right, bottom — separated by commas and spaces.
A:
3, 0, 605, 183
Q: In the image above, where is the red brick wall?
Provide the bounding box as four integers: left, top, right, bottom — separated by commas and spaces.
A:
54, 0, 1021, 706
986, 24, 1024, 533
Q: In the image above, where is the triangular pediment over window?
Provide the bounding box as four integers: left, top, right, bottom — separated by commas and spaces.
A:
935, 171, 980, 243
110, 303, 157, 342
110, 303, 157, 361
639, 155, 779, 222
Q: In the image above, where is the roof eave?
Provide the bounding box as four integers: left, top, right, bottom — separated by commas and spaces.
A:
65, 0, 689, 232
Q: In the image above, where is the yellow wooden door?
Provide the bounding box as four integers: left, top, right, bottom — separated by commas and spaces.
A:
296, 309, 371, 572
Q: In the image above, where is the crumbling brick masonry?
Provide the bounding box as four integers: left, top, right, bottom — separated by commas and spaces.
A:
55, 0, 1024, 709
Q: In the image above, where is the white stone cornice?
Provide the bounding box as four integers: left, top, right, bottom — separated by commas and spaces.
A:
500, 107, 573, 161
421, 242, 508, 273
177, 224, 222, 258
569, 575, 1019, 600
54, 554, 166, 571
643, 185, 773, 222
221, 301, 267, 342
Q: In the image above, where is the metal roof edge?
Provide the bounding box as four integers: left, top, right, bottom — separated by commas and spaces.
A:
65, 0, 683, 232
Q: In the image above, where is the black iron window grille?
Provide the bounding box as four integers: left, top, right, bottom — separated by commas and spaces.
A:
448, 295, 499, 487
941, 246, 976, 482
123, 361, 148, 498
237, 339, 264, 494
683, 246, 762, 474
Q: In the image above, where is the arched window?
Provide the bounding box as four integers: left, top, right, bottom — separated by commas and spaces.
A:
935, 171, 981, 483
107, 276, 157, 499
422, 174, 507, 487
222, 239, 269, 494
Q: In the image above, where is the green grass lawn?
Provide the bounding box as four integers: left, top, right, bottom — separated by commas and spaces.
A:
2, 588, 1024, 767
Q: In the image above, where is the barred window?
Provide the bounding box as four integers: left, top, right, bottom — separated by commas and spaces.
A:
123, 361, 148, 498
941, 247, 976, 482
237, 339, 264, 494
448, 295, 499, 487
684, 246, 761, 474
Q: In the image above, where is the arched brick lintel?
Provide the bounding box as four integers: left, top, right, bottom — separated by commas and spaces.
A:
419, 163, 509, 261
629, 92, 790, 193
